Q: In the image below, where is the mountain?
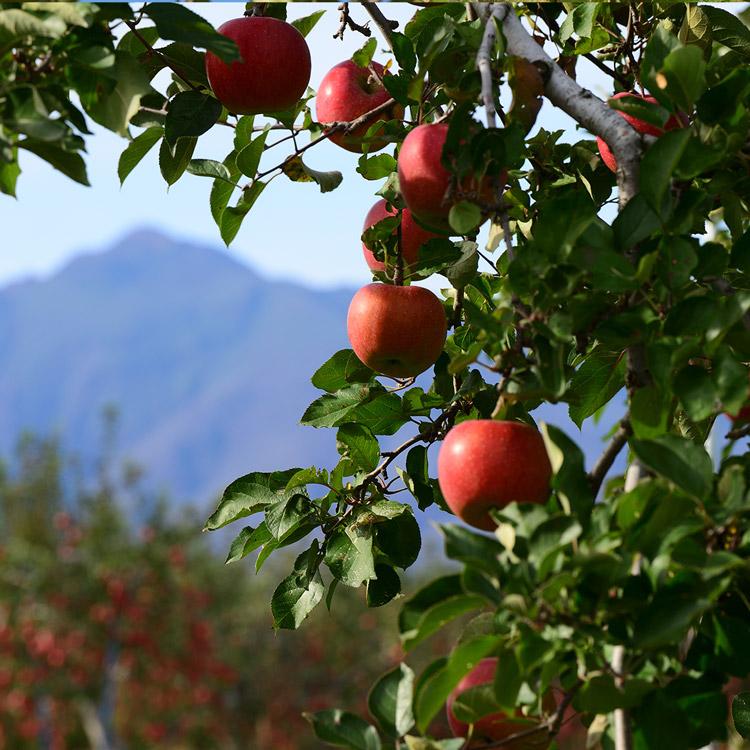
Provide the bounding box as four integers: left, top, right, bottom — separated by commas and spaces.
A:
0, 228, 631, 515
0, 229, 353, 504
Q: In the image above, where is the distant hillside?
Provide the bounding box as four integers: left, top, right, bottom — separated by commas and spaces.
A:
0, 229, 353, 504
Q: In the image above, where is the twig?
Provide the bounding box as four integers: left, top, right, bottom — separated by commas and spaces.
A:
333, 3, 371, 41
254, 97, 396, 180
588, 419, 631, 496
361, 2, 398, 50
727, 422, 750, 440
123, 19, 200, 92
477, 12, 499, 127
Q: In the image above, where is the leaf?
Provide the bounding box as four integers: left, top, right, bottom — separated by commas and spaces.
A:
305, 710, 382, 750
301, 385, 383, 428
19, 140, 89, 186
446, 241, 479, 289
236, 130, 269, 178
204, 469, 302, 530
350, 393, 407, 436
144, 3, 240, 62
448, 201, 482, 235
271, 569, 324, 630
357, 153, 397, 181
187, 158, 235, 183
401, 594, 487, 652
265, 494, 313, 541
633, 594, 711, 649
630, 383, 670, 439
630, 434, 713, 499
282, 155, 343, 193
703, 6, 750, 58
220, 180, 266, 245
673, 366, 717, 422
337, 423, 380, 472
375, 510, 421, 569
165, 91, 222, 145
368, 664, 416, 738
290, 9, 324, 38
83, 52, 151, 136
352, 38, 377, 68
661, 45, 706, 111
158, 135, 196, 186
559, 3, 598, 45
312, 349, 374, 393
118, 126, 163, 184
732, 693, 750, 738
225, 523, 272, 564
325, 527, 377, 587
568, 348, 626, 427
0, 9, 66, 50
367, 564, 401, 608
640, 129, 690, 212
440, 524, 502, 576
414, 635, 502, 733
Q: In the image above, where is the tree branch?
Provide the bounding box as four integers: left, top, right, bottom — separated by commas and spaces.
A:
589, 419, 631, 496
361, 2, 398, 50
477, 12, 499, 127
333, 3, 371, 41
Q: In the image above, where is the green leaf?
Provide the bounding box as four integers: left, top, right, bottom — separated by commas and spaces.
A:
336, 423, 380, 472
0, 157, 20, 197
630, 434, 713, 499
187, 158, 235, 183
633, 594, 711, 649
368, 664, 416, 738
302, 385, 383, 428
703, 6, 750, 58
375, 509, 421, 569
204, 469, 302, 530
448, 201, 482, 235
414, 635, 502, 733
265, 494, 313, 541
674, 366, 717, 422
568, 348, 626, 427
158, 135, 196, 186
83, 52, 151, 136
630, 383, 670, 439
732, 693, 750, 738
118, 126, 163, 184
236, 130, 269, 178
357, 153, 397, 181
613, 194, 660, 250
271, 547, 325, 630
165, 91, 222, 145
325, 527, 377, 587
291, 9, 325, 38
641, 129, 690, 212
305, 710, 382, 750
19, 139, 89, 186
440, 524, 501, 575
351, 393, 407, 435
210, 152, 238, 224
0, 9, 65, 50
391, 32, 416, 74
367, 564, 402, 608
352, 38, 377, 68
282, 155, 343, 192
144, 3, 240, 62
401, 593, 487, 652
312, 349, 374, 393
662, 45, 706, 111
446, 241, 479, 289
225, 523, 272, 564
220, 180, 266, 245
559, 3, 598, 45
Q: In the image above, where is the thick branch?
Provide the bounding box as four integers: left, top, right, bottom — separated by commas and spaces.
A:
361, 2, 397, 50
477, 13, 498, 127
492, 4, 642, 206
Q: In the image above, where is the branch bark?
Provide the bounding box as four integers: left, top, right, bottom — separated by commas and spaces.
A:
477, 13, 499, 127
589, 419, 631, 496
361, 2, 397, 50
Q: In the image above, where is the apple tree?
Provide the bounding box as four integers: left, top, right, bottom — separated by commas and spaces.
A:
3, 2, 750, 748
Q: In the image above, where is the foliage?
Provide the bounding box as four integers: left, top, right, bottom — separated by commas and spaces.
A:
4, 1, 750, 749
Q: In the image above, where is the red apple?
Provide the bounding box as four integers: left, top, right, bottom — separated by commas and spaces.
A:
361, 200, 440, 274
446, 658, 550, 749
438, 420, 552, 531
398, 123, 506, 233
316, 60, 401, 153
346, 284, 447, 378
729, 405, 750, 423
596, 92, 684, 172
205, 17, 311, 115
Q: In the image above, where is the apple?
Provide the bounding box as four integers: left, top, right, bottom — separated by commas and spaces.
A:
596, 92, 684, 172
316, 60, 401, 153
398, 123, 506, 233
446, 658, 550, 749
346, 283, 447, 378
437, 420, 552, 531
728, 405, 750, 423
361, 199, 440, 274
205, 17, 311, 115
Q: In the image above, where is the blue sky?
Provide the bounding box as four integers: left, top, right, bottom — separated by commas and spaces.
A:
1, 2, 617, 290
